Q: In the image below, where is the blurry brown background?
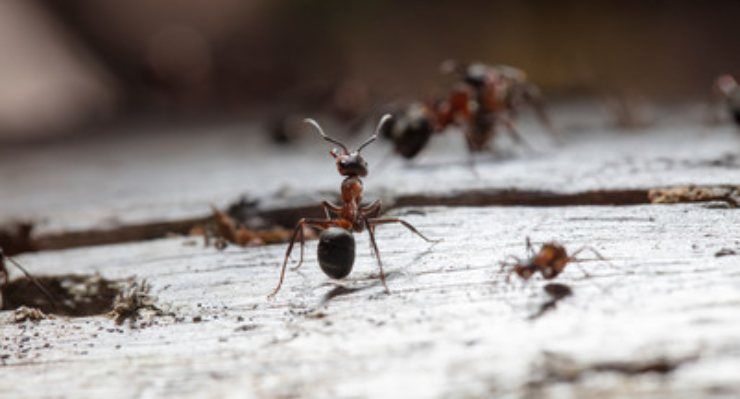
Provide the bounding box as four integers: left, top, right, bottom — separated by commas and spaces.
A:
1, 0, 739, 140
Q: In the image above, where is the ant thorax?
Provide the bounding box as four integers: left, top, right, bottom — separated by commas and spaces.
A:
341, 177, 364, 230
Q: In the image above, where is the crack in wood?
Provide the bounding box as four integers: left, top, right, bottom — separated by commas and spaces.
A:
2, 185, 737, 256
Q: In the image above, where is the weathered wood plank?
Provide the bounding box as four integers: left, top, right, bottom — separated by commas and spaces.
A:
1, 204, 738, 398
1, 108, 739, 253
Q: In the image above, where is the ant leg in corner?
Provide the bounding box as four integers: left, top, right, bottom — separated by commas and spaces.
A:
367, 218, 439, 243
568, 246, 617, 278
268, 218, 336, 299
363, 217, 390, 294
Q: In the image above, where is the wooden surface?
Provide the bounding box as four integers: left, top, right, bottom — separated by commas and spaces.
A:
1, 106, 739, 398
1, 204, 739, 398
1, 105, 739, 253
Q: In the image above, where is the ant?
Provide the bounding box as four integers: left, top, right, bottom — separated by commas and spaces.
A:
0, 247, 58, 311
442, 61, 557, 150
710, 74, 740, 126
382, 61, 556, 159
268, 115, 438, 298
499, 238, 609, 282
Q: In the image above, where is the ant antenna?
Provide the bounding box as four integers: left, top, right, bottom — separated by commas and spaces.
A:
304, 118, 349, 154
357, 114, 392, 153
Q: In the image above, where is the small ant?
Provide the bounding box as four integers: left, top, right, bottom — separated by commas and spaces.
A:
0, 247, 58, 310
268, 115, 438, 298
499, 238, 609, 282
710, 74, 740, 126
382, 61, 555, 159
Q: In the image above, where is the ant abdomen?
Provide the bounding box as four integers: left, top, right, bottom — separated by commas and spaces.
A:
317, 227, 355, 279
383, 103, 435, 159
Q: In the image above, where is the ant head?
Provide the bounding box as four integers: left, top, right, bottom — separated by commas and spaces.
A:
304, 114, 392, 177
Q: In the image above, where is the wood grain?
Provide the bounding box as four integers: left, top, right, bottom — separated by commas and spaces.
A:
1, 204, 738, 398
1, 111, 738, 253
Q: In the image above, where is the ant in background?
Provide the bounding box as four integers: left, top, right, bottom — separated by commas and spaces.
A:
268, 115, 438, 298
0, 247, 58, 310
499, 238, 609, 283
382, 61, 556, 159
709, 74, 740, 127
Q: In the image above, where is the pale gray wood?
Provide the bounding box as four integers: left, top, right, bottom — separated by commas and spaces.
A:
1, 204, 738, 398
1, 106, 739, 252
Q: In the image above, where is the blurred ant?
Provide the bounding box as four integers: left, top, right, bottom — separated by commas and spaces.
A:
710, 74, 740, 126
382, 61, 556, 159
268, 115, 438, 298
499, 238, 609, 282
0, 247, 58, 310
442, 61, 557, 149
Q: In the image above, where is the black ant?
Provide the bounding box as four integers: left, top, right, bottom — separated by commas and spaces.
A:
499, 238, 609, 282
0, 247, 58, 311
268, 115, 438, 298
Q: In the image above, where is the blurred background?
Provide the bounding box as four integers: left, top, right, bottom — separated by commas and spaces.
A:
1, 0, 739, 141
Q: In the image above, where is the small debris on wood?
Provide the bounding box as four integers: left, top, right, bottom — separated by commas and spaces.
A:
107, 280, 170, 326
234, 324, 259, 332
13, 306, 50, 323
3, 274, 122, 317
529, 351, 699, 386
190, 206, 312, 249
648, 185, 739, 207
715, 248, 737, 257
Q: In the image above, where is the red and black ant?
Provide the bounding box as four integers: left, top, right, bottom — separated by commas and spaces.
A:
710, 74, 740, 126
382, 61, 556, 159
0, 247, 58, 310
499, 238, 609, 282
268, 115, 438, 298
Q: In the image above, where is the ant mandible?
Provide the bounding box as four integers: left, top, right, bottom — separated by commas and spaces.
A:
268, 115, 438, 298
498, 238, 609, 282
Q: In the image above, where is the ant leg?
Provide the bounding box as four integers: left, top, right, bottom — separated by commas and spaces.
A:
570, 246, 609, 262
289, 226, 306, 272
364, 218, 390, 294
268, 218, 334, 299
522, 84, 561, 143
292, 203, 337, 271
361, 199, 382, 218
362, 200, 382, 256
321, 200, 342, 220
568, 246, 618, 277
498, 255, 522, 273
525, 237, 537, 256
498, 255, 525, 283
367, 218, 439, 243
461, 129, 481, 177
497, 115, 533, 150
